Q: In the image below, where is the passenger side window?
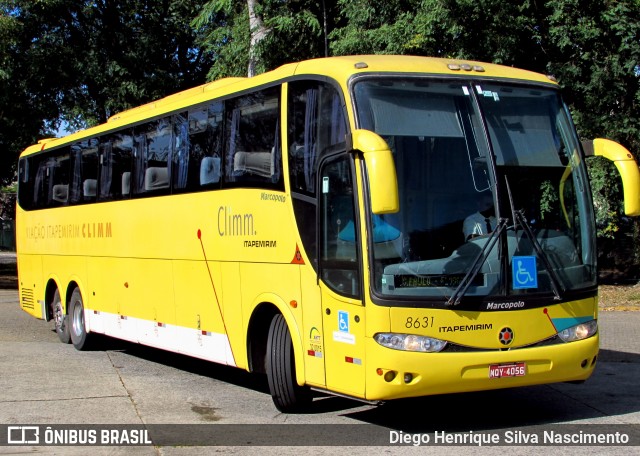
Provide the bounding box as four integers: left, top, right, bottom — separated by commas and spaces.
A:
99, 131, 133, 201
287, 80, 348, 270
288, 80, 347, 196
189, 102, 224, 191
224, 87, 283, 189
172, 112, 190, 192
46, 148, 71, 206
32, 156, 52, 208
17, 158, 33, 210
134, 118, 171, 195
69, 139, 99, 204
20, 88, 290, 209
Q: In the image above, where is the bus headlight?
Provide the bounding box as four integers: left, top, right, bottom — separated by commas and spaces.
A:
374, 333, 447, 352
558, 320, 597, 342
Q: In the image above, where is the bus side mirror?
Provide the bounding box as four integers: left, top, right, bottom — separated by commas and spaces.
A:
582, 138, 640, 216
349, 129, 399, 214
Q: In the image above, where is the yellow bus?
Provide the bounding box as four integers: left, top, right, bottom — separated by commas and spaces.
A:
16, 55, 640, 412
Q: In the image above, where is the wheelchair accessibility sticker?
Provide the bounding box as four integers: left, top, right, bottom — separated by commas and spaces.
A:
333, 310, 355, 344
512, 256, 538, 289
338, 310, 349, 332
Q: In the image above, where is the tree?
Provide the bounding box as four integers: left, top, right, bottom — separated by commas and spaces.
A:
193, 0, 334, 79
327, 0, 640, 278
192, 0, 252, 79
0, 3, 59, 187
328, 1, 543, 67
0, 0, 214, 187
544, 0, 640, 155
328, 0, 640, 158
4, 0, 639, 274
247, 0, 270, 77
542, 0, 640, 278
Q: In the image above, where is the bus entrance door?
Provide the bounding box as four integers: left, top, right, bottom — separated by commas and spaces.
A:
318, 154, 366, 398
320, 290, 366, 398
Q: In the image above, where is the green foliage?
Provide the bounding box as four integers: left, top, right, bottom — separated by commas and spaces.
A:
260, 3, 323, 71
193, 0, 340, 79
3, 0, 640, 275
192, 0, 251, 79
0, 183, 16, 194
0, 182, 16, 220
0, 2, 57, 186
321, 0, 640, 275
324, 0, 640, 168
0, 0, 213, 186
329, 1, 544, 67
546, 0, 640, 159
587, 157, 640, 277
539, 180, 559, 223
587, 156, 624, 239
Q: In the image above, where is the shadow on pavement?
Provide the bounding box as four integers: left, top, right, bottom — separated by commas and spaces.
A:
88, 332, 640, 427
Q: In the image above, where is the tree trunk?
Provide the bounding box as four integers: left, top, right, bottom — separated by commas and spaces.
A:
247, 0, 270, 77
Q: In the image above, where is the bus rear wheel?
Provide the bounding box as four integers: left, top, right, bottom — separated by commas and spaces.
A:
52, 289, 70, 344
69, 288, 92, 351
266, 314, 312, 413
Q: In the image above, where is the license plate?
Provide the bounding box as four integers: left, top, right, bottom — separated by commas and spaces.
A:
489, 362, 526, 378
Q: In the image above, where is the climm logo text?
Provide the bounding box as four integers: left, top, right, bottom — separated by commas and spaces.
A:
217, 206, 256, 236
25, 222, 112, 240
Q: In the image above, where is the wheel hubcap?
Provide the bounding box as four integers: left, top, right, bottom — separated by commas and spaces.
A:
72, 302, 83, 337
54, 302, 64, 331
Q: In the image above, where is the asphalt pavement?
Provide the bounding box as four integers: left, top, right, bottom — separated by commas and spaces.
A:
1, 255, 640, 455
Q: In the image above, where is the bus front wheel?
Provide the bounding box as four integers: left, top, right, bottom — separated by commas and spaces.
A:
52, 289, 70, 344
266, 314, 312, 412
69, 288, 92, 351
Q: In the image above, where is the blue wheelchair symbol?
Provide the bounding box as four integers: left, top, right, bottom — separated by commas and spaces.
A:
338, 310, 349, 333
512, 256, 538, 289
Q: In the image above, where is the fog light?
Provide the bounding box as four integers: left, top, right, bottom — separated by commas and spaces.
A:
384, 371, 396, 382
404, 373, 413, 384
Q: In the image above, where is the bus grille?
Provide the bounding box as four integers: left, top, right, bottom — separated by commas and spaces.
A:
20, 288, 35, 310
443, 335, 562, 352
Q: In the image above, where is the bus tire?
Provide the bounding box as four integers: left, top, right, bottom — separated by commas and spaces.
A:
69, 288, 92, 351
266, 313, 312, 413
52, 289, 70, 344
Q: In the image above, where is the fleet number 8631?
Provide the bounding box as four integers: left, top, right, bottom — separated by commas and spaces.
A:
405, 316, 435, 329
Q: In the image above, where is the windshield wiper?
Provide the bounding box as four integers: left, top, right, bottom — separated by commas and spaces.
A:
504, 176, 563, 301
513, 209, 563, 301
447, 217, 508, 306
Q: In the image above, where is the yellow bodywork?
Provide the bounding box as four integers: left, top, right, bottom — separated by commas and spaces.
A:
17, 55, 608, 403
592, 138, 640, 216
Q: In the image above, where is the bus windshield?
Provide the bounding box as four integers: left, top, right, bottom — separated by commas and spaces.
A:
353, 78, 596, 304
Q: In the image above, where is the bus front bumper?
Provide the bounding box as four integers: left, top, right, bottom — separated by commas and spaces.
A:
364, 334, 598, 401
